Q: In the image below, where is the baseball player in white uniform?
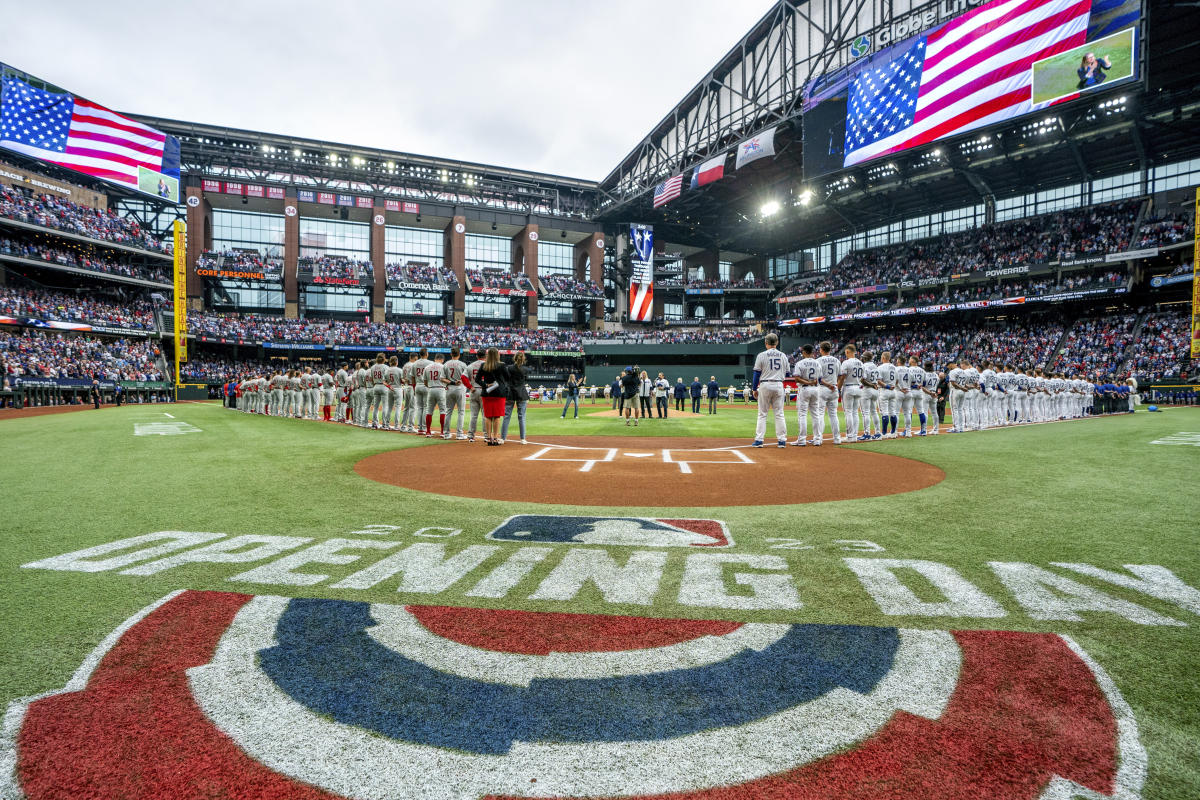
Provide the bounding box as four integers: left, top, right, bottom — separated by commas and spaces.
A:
860, 351, 881, 440
442, 348, 468, 439
465, 354, 484, 441
947, 360, 967, 433
963, 360, 981, 431
814, 340, 842, 445
791, 343, 819, 446
423, 353, 447, 438
876, 352, 898, 439
901, 356, 924, 437
839, 345, 864, 442
751, 333, 789, 447
920, 361, 939, 435
894, 359, 912, 438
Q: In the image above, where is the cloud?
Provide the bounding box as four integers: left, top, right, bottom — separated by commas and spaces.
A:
0, 0, 775, 179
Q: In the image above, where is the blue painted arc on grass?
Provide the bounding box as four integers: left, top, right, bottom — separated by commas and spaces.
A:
257, 598, 900, 755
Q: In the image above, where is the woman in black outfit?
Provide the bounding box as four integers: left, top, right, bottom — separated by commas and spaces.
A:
500, 351, 529, 444
477, 347, 509, 445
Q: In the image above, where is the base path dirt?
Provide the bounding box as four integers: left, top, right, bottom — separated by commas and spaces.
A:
0, 404, 110, 420
355, 436, 945, 507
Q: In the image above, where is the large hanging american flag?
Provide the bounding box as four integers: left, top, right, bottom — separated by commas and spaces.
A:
844, 0, 1091, 167
652, 174, 683, 208
0, 76, 180, 196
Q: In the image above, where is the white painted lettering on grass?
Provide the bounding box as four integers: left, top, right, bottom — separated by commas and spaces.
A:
679, 553, 803, 611
1148, 431, 1200, 446
330, 543, 499, 592
466, 547, 553, 598
22, 531, 227, 573
122, 535, 312, 575
846, 558, 1007, 618
134, 421, 201, 436
989, 562, 1185, 626
230, 539, 403, 586
529, 549, 667, 605
1052, 563, 1200, 616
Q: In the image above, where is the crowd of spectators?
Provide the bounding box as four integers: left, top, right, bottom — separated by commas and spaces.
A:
1058, 270, 1126, 293
197, 250, 283, 278
0, 186, 171, 253
0, 235, 171, 283
178, 355, 298, 384
0, 329, 165, 382
685, 278, 773, 290
467, 268, 535, 293
299, 256, 373, 281
384, 262, 459, 287
541, 275, 604, 298
0, 286, 159, 330
186, 311, 584, 351
1125, 308, 1191, 382
959, 317, 1067, 367
805, 200, 1141, 291
1135, 211, 1194, 248
586, 326, 760, 344
1054, 312, 1138, 377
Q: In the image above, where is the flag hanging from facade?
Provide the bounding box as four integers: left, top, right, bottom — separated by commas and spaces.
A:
629, 223, 655, 322
0, 76, 181, 201
690, 154, 726, 188
843, 0, 1091, 167
652, 175, 684, 208
735, 126, 777, 169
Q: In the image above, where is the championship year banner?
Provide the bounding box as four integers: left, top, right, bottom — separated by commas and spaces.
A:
172, 220, 187, 376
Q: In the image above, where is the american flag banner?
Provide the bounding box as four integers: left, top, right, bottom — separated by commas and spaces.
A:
0, 76, 181, 200
628, 223, 655, 322
652, 174, 683, 208
843, 0, 1091, 167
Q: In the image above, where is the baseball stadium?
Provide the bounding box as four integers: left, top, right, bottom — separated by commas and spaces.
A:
1, 0, 1199, 797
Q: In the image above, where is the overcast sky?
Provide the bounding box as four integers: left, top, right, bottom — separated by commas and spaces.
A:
1, 0, 776, 181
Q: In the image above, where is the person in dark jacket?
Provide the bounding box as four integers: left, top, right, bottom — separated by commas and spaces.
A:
501, 352, 529, 444
610, 376, 621, 410
690, 377, 703, 414
477, 347, 509, 445
621, 366, 641, 426
90, 380, 101, 409
673, 377, 687, 411
706, 376, 720, 414
561, 372, 582, 419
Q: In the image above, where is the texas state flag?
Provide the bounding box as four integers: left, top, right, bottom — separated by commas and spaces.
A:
690, 154, 726, 189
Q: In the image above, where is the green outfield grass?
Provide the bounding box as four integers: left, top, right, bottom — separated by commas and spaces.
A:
2, 400, 1198, 797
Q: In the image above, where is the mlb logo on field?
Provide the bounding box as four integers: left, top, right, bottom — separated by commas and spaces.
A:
488, 515, 733, 547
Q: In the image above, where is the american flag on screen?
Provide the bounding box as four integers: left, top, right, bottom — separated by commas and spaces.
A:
652, 174, 683, 208
0, 76, 180, 192
844, 0, 1091, 166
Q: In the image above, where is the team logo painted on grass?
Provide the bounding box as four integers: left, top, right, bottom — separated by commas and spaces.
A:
5, 591, 1145, 799
488, 515, 733, 547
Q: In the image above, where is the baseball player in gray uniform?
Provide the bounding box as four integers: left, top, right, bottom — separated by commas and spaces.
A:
411, 349, 431, 435
398, 353, 417, 432
320, 368, 335, 422
442, 348, 468, 439
354, 360, 370, 426
269, 372, 285, 417
465, 354, 484, 441
383, 356, 403, 429
790, 343, 819, 446
334, 364, 349, 422
751, 333, 789, 447
815, 341, 842, 445
367, 354, 389, 429
423, 353, 447, 438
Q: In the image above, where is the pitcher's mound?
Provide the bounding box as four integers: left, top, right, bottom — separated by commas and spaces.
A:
355, 436, 944, 507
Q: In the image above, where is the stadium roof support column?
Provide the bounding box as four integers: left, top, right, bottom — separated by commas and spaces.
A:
184, 184, 210, 311
687, 249, 719, 281
445, 215, 466, 326
283, 191, 300, 319
573, 233, 605, 329
514, 224, 538, 329
370, 203, 387, 323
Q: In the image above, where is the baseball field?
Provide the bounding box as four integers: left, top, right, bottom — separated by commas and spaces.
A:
2, 400, 1198, 799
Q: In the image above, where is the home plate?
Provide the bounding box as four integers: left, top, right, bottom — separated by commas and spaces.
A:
626, 452, 654, 458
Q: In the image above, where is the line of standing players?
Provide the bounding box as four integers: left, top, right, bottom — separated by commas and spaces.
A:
234, 347, 492, 440
750, 335, 1105, 448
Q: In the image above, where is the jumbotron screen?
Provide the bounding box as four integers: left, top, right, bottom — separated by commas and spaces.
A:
802, 0, 1141, 177
0, 67, 181, 203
